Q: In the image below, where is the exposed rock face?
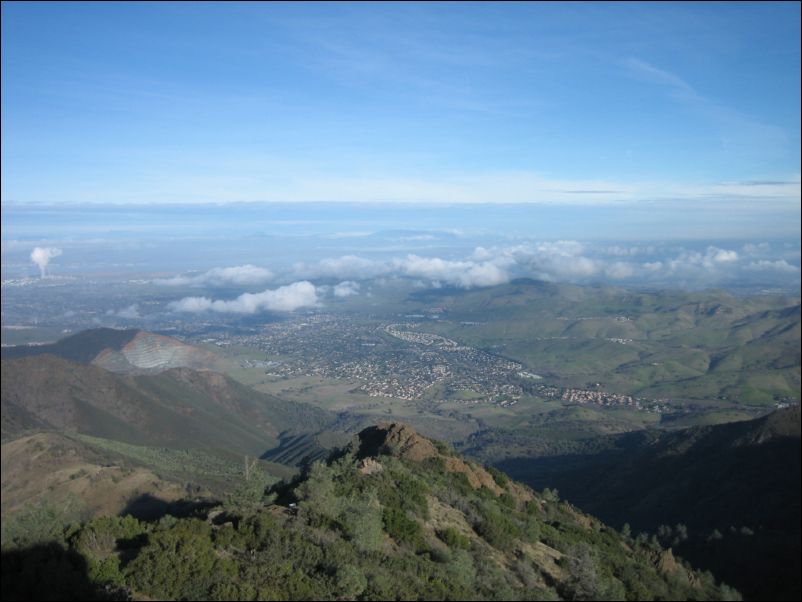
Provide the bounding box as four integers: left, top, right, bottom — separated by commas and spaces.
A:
357, 457, 384, 475
356, 422, 439, 462
93, 331, 222, 374
356, 422, 503, 494
655, 548, 680, 575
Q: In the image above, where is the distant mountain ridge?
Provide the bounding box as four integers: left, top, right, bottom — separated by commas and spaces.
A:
402, 280, 801, 405
1, 354, 335, 455
1, 328, 224, 374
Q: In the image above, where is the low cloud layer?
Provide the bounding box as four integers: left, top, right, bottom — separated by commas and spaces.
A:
292, 241, 800, 290
169, 281, 318, 314
291, 254, 509, 289
156, 264, 274, 287
392, 255, 509, 288
744, 259, 800, 274
107, 304, 140, 319
164, 240, 799, 315
333, 281, 361, 298
292, 255, 391, 281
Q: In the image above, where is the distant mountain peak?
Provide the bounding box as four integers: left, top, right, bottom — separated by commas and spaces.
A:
1, 327, 223, 375
93, 330, 221, 374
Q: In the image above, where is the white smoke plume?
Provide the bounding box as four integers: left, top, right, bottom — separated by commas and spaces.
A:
30, 247, 63, 278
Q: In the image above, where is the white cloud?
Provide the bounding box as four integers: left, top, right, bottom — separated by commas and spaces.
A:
744, 260, 799, 273
601, 244, 656, 257
642, 261, 663, 271
605, 262, 635, 279
742, 242, 770, 255
156, 264, 274, 287
115, 304, 141, 319
393, 254, 509, 288
471, 246, 494, 261
707, 248, 738, 264
291, 253, 510, 288
534, 240, 588, 258
169, 281, 318, 314
666, 246, 740, 272
169, 296, 216, 313
333, 280, 361, 297
505, 241, 600, 280
294, 255, 390, 280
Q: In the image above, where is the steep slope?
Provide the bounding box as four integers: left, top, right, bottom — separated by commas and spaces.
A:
0, 328, 140, 364
1, 422, 739, 601
494, 406, 801, 600
1, 355, 335, 456
261, 430, 351, 466
1, 432, 189, 526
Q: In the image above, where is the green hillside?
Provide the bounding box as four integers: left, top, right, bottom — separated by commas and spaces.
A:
1, 355, 336, 456
1, 423, 740, 601
406, 280, 800, 405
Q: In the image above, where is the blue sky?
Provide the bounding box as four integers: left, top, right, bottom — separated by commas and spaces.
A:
2, 1, 800, 207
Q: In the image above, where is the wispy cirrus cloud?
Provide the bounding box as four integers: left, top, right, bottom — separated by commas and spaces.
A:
623, 58, 698, 97
622, 57, 792, 165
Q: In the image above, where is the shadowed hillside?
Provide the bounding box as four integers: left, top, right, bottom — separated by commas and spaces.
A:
494, 406, 801, 600
1, 354, 335, 455
1, 328, 225, 374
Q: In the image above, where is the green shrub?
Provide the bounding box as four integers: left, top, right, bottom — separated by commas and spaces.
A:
487, 466, 509, 488
340, 494, 384, 553
383, 507, 425, 551
437, 527, 472, 550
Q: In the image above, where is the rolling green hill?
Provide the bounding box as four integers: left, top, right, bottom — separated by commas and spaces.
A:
0, 432, 191, 529
406, 280, 800, 405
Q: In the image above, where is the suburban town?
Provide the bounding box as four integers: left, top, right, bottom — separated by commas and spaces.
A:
190, 313, 671, 412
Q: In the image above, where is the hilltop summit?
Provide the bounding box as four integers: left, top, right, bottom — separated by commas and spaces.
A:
355, 423, 505, 493
2, 413, 743, 600
355, 422, 440, 461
